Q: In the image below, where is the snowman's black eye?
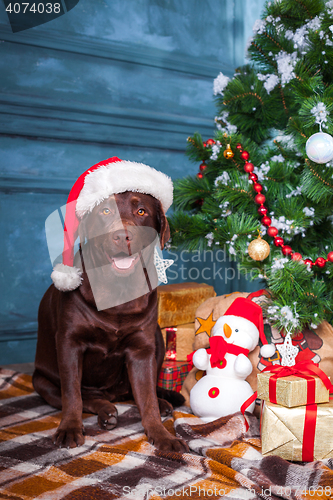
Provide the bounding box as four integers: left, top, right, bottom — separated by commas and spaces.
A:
235, 329, 239, 332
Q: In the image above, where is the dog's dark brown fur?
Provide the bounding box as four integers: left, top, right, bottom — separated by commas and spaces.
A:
33, 192, 188, 452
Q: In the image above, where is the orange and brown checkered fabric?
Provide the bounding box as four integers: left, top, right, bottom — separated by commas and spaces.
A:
0, 368, 333, 499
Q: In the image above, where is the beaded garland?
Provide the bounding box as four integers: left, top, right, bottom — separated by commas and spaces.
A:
196, 139, 333, 269
236, 143, 333, 269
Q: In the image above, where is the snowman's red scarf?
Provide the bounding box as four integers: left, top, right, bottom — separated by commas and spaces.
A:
207, 336, 249, 368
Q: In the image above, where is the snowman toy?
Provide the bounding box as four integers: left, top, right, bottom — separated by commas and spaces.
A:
190, 297, 275, 423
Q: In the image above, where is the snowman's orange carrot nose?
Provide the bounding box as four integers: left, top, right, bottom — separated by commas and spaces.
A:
223, 323, 232, 338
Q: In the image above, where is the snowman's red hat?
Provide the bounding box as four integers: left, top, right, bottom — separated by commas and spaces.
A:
51, 157, 173, 292
224, 297, 275, 358
224, 297, 264, 340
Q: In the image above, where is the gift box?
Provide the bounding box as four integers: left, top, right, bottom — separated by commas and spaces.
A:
161, 323, 195, 361
257, 370, 329, 408
157, 282, 216, 329
261, 400, 333, 461
157, 360, 191, 392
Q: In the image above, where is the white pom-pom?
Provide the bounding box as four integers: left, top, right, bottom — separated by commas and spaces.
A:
51, 263, 82, 292
260, 343, 276, 359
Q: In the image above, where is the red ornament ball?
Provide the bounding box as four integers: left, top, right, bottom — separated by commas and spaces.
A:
244, 162, 254, 173
327, 251, 333, 262
315, 257, 326, 268
304, 258, 313, 267
249, 173, 258, 182
282, 245, 293, 256
203, 141, 207, 147
258, 206, 268, 216
255, 193, 266, 205
274, 236, 284, 247
240, 150, 250, 160
197, 172, 204, 179
261, 216, 271, 226
236, 143, 242, 149
267, 226, 278, 237
254, 183, 263, 193
199, 162, 207, 172
292, 252, 303, 261
206, 138, 215, 146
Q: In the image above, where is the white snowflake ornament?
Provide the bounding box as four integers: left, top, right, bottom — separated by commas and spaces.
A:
154, 247, 174, 284
277, 331, 298, 366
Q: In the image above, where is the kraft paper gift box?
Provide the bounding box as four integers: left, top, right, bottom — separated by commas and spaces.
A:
161, 324, 195, 361
261, 400, 333, 461
257, 371, 329, 408
157, 282, 216, 329
157, 361, 191, 392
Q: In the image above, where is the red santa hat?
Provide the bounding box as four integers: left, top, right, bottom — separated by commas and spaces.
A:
224, 297, 275, 358
51, 157, 173, 292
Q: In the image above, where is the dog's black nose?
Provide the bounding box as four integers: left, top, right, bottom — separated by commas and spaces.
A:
112, 229, 133, 243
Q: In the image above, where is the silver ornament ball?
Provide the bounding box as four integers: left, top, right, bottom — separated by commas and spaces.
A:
306, 132, 333, 164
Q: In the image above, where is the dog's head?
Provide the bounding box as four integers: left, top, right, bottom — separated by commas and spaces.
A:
50, 158, 173, 296
78, 191, 170, 277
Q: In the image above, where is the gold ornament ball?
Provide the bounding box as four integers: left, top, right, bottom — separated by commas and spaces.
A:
223, 144, 234, 159
248, 236, 270, 261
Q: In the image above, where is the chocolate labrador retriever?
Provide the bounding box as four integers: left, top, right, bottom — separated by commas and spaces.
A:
33, 190, 188, 452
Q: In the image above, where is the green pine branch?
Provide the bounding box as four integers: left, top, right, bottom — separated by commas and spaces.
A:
171, 0, 333, 333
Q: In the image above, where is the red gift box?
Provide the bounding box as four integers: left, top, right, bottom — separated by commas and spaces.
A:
158, 360, 191, 392
165, 327, 177, 360
161, 324, 196, 361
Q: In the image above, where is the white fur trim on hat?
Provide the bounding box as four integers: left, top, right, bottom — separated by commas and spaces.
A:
76, 160, 173, 218
51, 263, 83, 292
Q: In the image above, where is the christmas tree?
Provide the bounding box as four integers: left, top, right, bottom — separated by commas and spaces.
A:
169, 0, 333, 336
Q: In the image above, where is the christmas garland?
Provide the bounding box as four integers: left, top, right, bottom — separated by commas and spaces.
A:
197, 139, 333, 269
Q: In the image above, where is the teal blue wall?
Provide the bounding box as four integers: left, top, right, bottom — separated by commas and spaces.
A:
0, 0, 265, 364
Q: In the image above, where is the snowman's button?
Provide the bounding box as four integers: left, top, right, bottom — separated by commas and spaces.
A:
218, 359, 227, 369
208, 387, 220, 398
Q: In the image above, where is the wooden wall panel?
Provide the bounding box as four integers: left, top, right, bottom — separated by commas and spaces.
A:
0, 0, 265, 363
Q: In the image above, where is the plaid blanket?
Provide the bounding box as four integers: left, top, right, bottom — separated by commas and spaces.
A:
0, 368, 333, 499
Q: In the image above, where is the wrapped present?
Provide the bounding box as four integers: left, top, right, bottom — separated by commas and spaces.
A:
161, 323, 195, 361
158, 360, 191, 392
157, 282, 216, 329
257, 371, 330, 408
261, 399, 333, 461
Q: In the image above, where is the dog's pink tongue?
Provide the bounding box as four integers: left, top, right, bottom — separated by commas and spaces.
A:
113, 255, 135, 269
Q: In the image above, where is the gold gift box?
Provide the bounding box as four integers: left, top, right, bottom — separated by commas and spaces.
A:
261, 400, 333, 461
157, 282, 216, 329
161, 323, 195, 361
257, 371, 329, 408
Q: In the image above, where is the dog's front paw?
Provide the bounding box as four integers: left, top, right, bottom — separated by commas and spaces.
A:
147, 427, 189, 453
53, 424, 85, 448
98, 403, 118, 430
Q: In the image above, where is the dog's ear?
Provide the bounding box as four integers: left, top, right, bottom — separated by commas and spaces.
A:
156, 201, 170, 250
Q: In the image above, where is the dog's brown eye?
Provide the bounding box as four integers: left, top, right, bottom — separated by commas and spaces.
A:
102, 208, 111, 215
137, 208, 145, 216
